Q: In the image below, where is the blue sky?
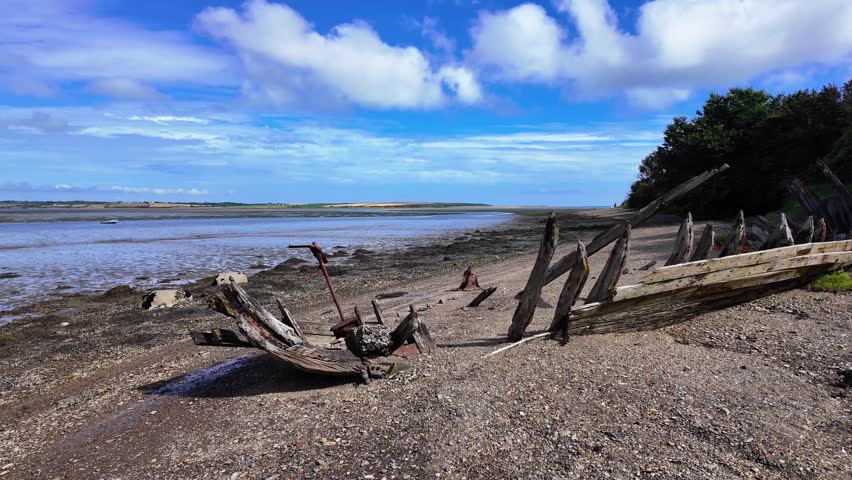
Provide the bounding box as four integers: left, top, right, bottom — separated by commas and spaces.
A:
2, 0, 851, 206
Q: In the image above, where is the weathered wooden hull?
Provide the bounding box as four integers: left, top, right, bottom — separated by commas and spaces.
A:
566, 240, 852, 336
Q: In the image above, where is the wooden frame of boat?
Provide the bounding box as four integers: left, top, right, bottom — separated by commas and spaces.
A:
192, 281, 433, 380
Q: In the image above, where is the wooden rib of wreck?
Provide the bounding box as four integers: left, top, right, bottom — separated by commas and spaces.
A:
564, 239, 852, 336
192, 281, 433, 380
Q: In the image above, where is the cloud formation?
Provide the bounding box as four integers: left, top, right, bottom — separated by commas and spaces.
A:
0, 0, 233, 100
470, 0, 852, 106
195, 0, 481, 108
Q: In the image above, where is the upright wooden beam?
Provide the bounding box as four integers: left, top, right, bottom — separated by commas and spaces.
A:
814, 217, 827, 242
665, 213, 694, 266
508, 212, 559, 342
586, 226, 631, 304
690, 224, 715, 261
549, 241, 590, 343
789, 178, 826, 222
816, 160, 852, 234
794, 216, 814, 245
542, 164, 729, 286
759, 213, 794, 250
719, 210, 746, 258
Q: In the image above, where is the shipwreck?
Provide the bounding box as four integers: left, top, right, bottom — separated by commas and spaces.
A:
192, 162, 852, 380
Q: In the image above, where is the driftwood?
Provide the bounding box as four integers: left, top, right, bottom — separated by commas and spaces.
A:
665, 213, 694, 266
468, 286, 497, 307
690, 224, 715, 262
457, 267, 481, 291
814, 217, 828, 242
817, 160, 852, 234
481, 332, 550, 359
223, 282, 303, 346
586, 226, 630, 304
371, 299, 385, 325
549, 241, 590, 343
508, 212, 559, 342
719, 210, 746, 258
207, 294, 236, 318
795, 216, 814, 245
759, 213, 794, 250
543, 164, 729, 286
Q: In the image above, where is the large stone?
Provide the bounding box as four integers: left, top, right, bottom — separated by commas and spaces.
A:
141, 289, 191, 309
345, 324, 393, 357
212, 272, 248, 286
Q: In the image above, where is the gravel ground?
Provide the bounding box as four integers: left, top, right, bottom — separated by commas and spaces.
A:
0, 212, 849, 479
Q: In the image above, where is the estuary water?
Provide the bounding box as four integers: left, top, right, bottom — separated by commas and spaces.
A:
0, 211, 510, 316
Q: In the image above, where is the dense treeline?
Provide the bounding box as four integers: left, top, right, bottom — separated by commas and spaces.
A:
625, 80, 852, 218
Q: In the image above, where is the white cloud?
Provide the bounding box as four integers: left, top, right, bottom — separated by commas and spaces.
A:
195, 0, 481, 108
108, 186, 208, 195
88, 79, 164, 100
469, 0, 852, 107
128, 115, 210, 125
0, 0, 233, 99
0, 182, 208, 196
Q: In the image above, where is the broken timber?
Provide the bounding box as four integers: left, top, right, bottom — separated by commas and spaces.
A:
795, 216, 815, 245
585, 226, 630, 303
759, 213, 794, 251
508, 211, 558, 342
549, 241, 590, 343
665, 213, 693, 266
689, 224, 714, 262
542, 164, 730, 287
468, 286, 498, 308
719, 210, 746, 257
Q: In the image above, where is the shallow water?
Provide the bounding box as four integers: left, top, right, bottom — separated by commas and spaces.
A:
0, 212, 510, 316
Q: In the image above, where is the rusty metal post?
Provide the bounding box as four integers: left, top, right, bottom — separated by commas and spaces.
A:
289, 242, 347, 324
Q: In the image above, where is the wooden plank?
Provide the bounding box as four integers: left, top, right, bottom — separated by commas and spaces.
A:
614, 251, 852, 301
412, 321, 436, 354
794, 216, 814, 245
222, 282, 304, 346
641, 239, 852, 284
468, 286, 497, 307
568, 263, 842, 337
371, 299, 385, 325
665, 213, 694, 266
586, 226, 630, 304
542, 164, 729, 286
689, 224, 714, 262
719, 210, 746, 258
508, 211, 559, 342
549, 241, 590, 343
354, 305, 364, 326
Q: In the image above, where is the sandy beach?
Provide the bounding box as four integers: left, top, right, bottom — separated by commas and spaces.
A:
0, 210, 849, 479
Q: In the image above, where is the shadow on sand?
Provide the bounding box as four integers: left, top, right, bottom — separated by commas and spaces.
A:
137, 353, 353, 398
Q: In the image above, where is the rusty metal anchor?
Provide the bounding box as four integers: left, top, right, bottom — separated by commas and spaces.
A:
289, 241, 361, 337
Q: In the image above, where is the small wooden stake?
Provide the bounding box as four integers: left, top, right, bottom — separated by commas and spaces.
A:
371, 299, 385, 325
759, 213, 794, 250
508, 212, 559, 342
665, 213, 694, 266
275, 297, 305, 341
549, 241, 590, 343
586, 226, 631, 304
468, 286, 497, 307
689, 224, 714, 262
719, 210, 746, 258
